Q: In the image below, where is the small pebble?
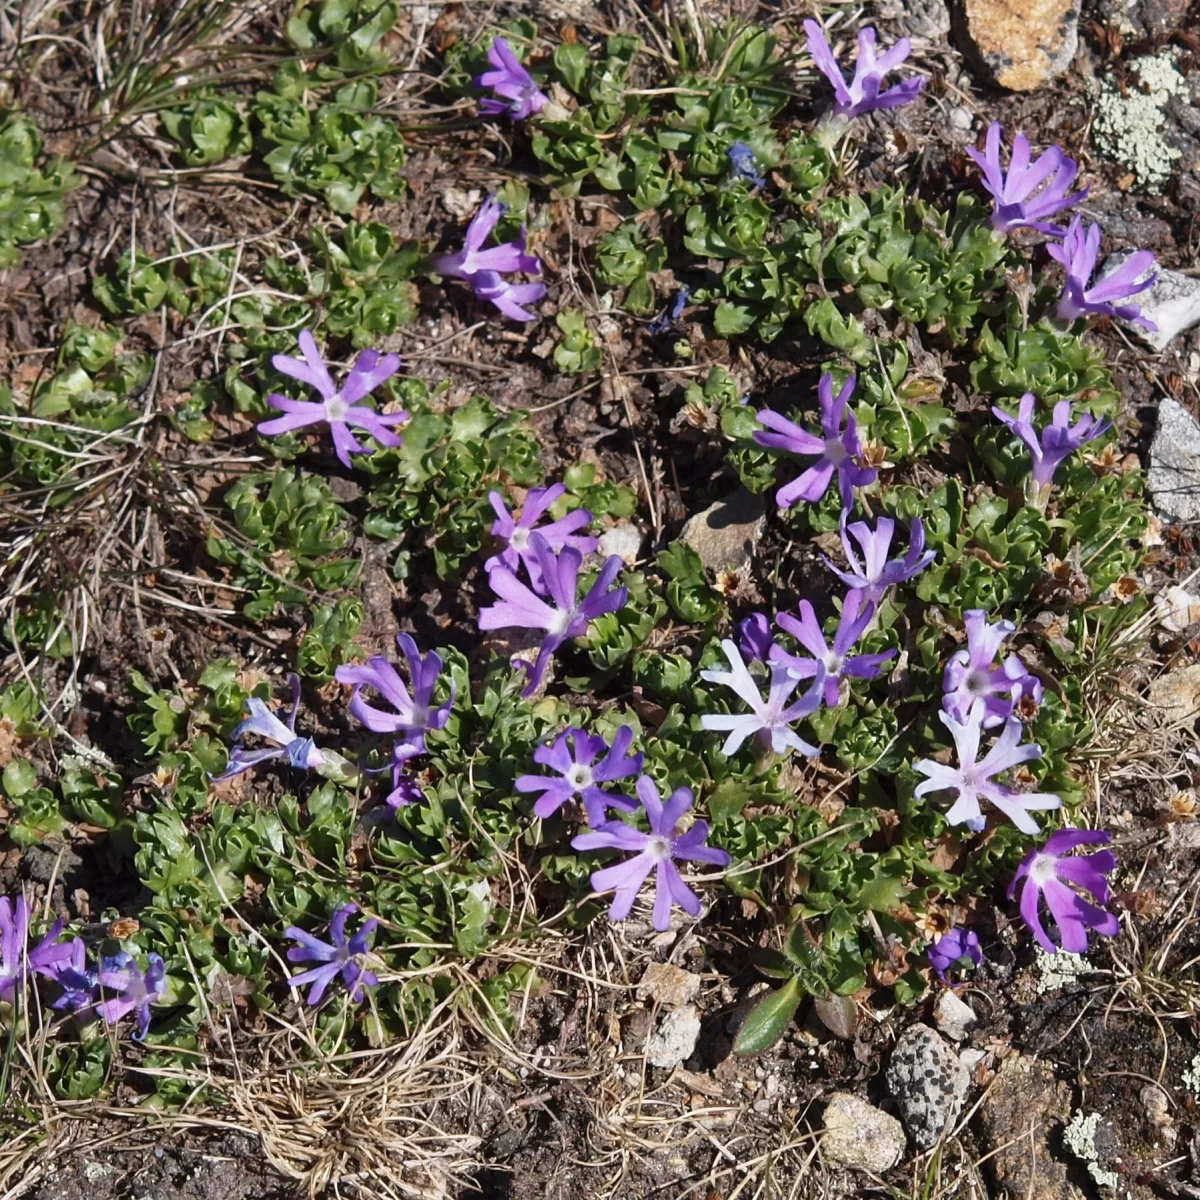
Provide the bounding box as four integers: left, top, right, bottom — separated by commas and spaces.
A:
949, 106, 974, 132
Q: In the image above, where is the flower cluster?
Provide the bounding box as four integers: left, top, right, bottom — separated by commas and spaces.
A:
475, 37, 549, 121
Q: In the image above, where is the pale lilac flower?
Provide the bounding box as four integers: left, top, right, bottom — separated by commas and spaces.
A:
462, 269, 547, 322
96, 951, 166, 1040
1048, 215, 1157, 330
0, 894, 29, 1001
913, 700, 1061, 835
804, 20, 925, 122
966, 122, 1088, 236
486, 483, 597, 591
728, 141, 765, 187
943, 609, 1042, 728
754, 374, 876, 511
699, 639, 826, 757
927, 928, 982, 983
992, 392, 1111, 506
771, 589, 895, 707
27, 915, 76, 980
572, 776, 731, 931
737, 612, 774, 662
1009, 828, 1119, 954
258, 330, 406, 469
337, 634, 454, 762
823, 515, 936, 609
476, 36, 548, 120
211, 674, 327, 782
285, 902, 379, 1006
47, 938, 97, 1013
478, 534, 627, 696
516, 726, 642, 825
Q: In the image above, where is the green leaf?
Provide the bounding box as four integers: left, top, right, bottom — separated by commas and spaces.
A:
734, 977, 802, 1054
2, 758, 37, 798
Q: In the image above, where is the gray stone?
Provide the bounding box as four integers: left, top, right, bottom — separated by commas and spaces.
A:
680, 487, 764, 574
875, 0, 952, 40
955, 0, 1080, 91
1107, 257, 1200, 352
598, 522, 644, 565
645, 1004, 702, 1068
885, 1025, 970, 1149
1148, 398, 1200, 523
821, 1092, 907, 1173
933, 989, 977, 1041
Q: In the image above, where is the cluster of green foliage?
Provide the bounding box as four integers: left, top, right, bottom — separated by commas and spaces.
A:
0, 112, 77, 267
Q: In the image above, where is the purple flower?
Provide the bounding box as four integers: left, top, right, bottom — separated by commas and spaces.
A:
728, 141, 765, 187
943, 609, 1043, 728
913, 700, 1061, 835
992, 392, 1112, 506
385, 763, 425, 811
966, 122, 1088, 236
211, 674, 328, 782
285, 902, 379, 1006
1009, 828, 1119, 954
476, 36, 548, 120
27, 915, 76, 980
804, 20, 925, 122
0, 894, 29, 1001
257, 330, 406, 469
737, 611, 774, 662
823, 515, 936, 609
927, 928, 982, 983
46, 938, 96, 1013
699, 640, 826, 757
431, 196, 546, 322
1048, 215, 1157, 330
486, 483, 597, 592
648, 286, 690, 335
571, 776, 731, 932
478, 534, 627, 696
516, 726, 642, 825
754, 374, 876, 512
96, 951, 166, 1040
771, 589, 895, 707
336, 634, 455, 763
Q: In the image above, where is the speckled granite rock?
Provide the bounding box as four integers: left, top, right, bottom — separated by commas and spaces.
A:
821, 1092, 907, 1173
885, 1025, 970, 1148
955, 0, 1080, 91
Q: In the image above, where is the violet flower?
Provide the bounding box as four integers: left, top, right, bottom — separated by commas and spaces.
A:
943, 609, 1042, 728
728, 141, 765, 187
211, 674, 328, 782
0, 894, 28, 1002
431, 196, 546, 322
486, 483, 597, 591
27, 915, 76, 981
1048, 215, 1157, 330
804, 20, 925, 126
478, 534, 627, 696
771, 589, 895, 707
992, 391, 1112, 508
754, 374, 876, 511
476, 36, 549, 120
823, 515, 936, 609
571, 776, 731, 932
336, 634, 455, 762
737, 611, 774, 662
516, 726, 642, 825
699, 640, 826, 757
1009, 828, 1119, 954
285, 902, 379, 1006
258, 330, 406, 470
927, 928, 982, 983
96, 951, 166, 1040
47, 938, 97, 1013
966, 122, 1088, 236
913, 700, 1061, 835
385, 763, 425, 811
647, 286, 690, 335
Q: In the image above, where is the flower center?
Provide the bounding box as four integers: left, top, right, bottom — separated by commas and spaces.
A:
824, 651, 844, 676
567, 764, 593, 792
1028, 852, 1058, 888
325, 395, 350, 423
546, 607, 573, 637
409, 705, 429, 730
965, 670, 990, 696
825, 438, 848, 466
510, 527, 530, 551
646, 835, 672, 862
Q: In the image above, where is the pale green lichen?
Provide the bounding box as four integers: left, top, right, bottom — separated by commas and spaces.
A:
1183, 1053, 1200, 1098
1035, 947, 1093, 993
1064, 1111, 1120, 1190
1093, 50, 1187, 192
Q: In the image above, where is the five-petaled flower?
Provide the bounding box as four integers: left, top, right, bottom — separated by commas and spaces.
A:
476, 36, 549, 120
754, 374, 876, 512
992, 392, 1112, 508
516, 726, 642, 826
823, 515, 936, 609
966, 122, 1088, 237
96, 951, 166, 1040
486, 483, 597, 592
913, 699, 1061, 835
927, 928, 983, 983
1009, 828, 1119, 954
804, 20, 924, 125
258, 330, 407, 469
285, 902, 380, 1006
431, 195, 546, 322
211, 674, 329, 782
727, 141, 766, 187
479, 534, 627, 696
772, 590, 895, 708
699, 640, 826, 758
1048, 215, 1157, 330
943, 609, 1043, 728
572, 777, 731, 932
